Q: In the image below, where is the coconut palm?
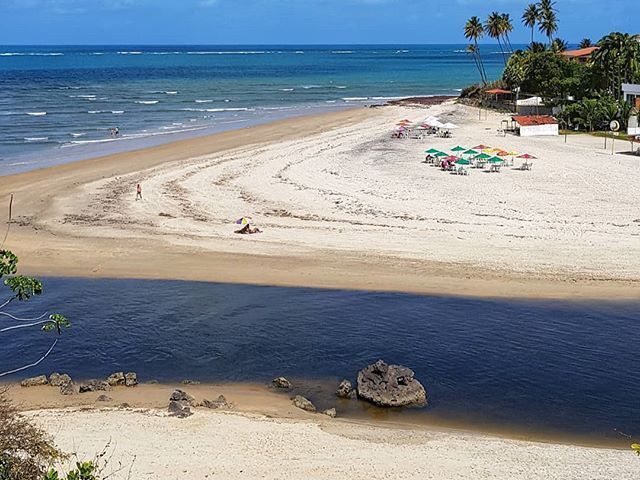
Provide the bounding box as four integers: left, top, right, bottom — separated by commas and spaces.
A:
593, 32, 640, 100
522, 3, 539, 45
465, 16, 488, 84
485, 12, 507, 66
500, 13, 514, 53
579, 38, 593, 49
538, 0, 558, 46
527, 42, 547, 53
576, 99, 601, 131
551, 38, 568, 53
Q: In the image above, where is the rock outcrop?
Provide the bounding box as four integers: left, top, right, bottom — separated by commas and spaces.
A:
200, 395, 230, 410
60, 381, 76, 395
168, 389, 195, 418
96, 394, 113, 402
49, 372, 72, 387
21, 375, 48, 387
292, 395, 316, 412
336, 379, 355, 399
106, 372, 126, 386
322, 408, 337, 418
272, 377, 291, 389
79, 380, 111, 393
124, 372, 138, 387
356, 359, 427, 408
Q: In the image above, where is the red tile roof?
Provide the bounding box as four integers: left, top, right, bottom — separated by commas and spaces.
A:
512, 115, 558, 126
485, 88, 511, 95
561, 47, 599, 58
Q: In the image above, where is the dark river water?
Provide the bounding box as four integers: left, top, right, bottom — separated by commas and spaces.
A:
1, 278, 638, 446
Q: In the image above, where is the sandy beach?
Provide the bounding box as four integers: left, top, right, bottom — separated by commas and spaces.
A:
4, 383, 635, 480
1, 101, 639, 299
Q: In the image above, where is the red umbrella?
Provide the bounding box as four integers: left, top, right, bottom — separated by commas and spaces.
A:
496, 151, 510, 156
474, 144, 490, 150
517, 153, 537, 159
443, 155, 460, 161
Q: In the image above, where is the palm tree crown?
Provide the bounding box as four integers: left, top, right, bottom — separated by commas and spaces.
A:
538, 0, 558, 45
579, 38, 593, 49
522, 3, 539, 44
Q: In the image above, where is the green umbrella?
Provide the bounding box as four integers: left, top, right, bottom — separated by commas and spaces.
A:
463, 149, 479, 156
451, 146, 467, 152
474, 153, 492, 160
455, 159, 471, 165
434, 152, 448, 157
425, 148, 441, 154
488, 156, 504, 164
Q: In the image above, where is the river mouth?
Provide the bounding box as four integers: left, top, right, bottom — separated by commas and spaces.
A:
2, 277, 638, 447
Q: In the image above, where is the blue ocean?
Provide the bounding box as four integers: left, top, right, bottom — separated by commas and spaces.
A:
0, 44, 507, 174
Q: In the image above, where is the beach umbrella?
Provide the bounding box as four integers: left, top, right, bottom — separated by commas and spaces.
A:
425, 116, 440, 123
235, 217, 252, 225
442, 122, 459, 129
488, 156, 504, 164
463, 149, 479, 156
455, 158, 471, 165
431, 120, 445, 128
434, 152, 448, 157
473, 144, 490, 150
496, 151, 510, 157
425, 148, 441, 154
443, 155, 460, 161
517, 153, 537, 159
474, 153, 492, 160
451, 146, 466, 152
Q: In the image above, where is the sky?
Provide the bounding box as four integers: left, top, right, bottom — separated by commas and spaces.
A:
0, 0, 637, 45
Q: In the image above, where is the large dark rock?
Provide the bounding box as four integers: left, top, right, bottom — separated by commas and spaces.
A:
21, 375, 48, 387
292, 395, 316, 412
336, 379, 355, 399
356, 359, 427, 408
60, 381, 76, 395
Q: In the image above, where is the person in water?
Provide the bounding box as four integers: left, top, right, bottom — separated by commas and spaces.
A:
136, 183, 142, 201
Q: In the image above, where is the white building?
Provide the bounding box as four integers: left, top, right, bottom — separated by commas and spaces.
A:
511, 115, 559, 137
622, 84, 640, 135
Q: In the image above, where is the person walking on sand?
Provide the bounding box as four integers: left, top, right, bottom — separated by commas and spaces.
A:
136, 183, 142, 201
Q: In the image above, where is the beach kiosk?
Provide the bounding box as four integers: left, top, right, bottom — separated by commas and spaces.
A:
511, 115, 559, 137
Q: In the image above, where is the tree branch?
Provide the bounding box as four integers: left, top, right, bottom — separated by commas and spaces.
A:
0, 338, 58, 377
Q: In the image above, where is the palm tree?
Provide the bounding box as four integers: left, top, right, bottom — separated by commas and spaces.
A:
522, 3, 539, 45
500, 13, 514, 53
465, 16, 488, 84
527, 42, 547, 53
485, 12, 507, 66
551, 38, 568, 53
579, 38, 593, 49
576, 99, 601, 132
538, 0, 558, 46
593, 32, 640, 100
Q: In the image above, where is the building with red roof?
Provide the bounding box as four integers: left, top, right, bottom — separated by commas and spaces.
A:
560, 47, 599, 63
511, 115, 558, 137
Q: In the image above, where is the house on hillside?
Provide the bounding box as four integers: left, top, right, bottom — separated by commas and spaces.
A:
511, 115, 559, 137
560, 46, 599, 64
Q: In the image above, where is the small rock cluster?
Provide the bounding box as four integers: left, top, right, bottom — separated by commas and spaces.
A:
20, 371, 138, 396
167, 389, 232, 418
272, 377, 338, 419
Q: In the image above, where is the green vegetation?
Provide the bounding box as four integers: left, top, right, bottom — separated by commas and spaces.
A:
0, 249, 70, 378
464, 2, 640, 135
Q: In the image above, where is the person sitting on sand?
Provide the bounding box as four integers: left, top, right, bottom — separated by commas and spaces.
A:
234, 223, 262, 235
136, 183, 142, 201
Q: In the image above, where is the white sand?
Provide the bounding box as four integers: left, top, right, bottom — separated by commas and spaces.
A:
30, 408, 636, 480
44, 102, 640, 282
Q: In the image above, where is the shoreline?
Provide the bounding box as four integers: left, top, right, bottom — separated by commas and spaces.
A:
3, 381, 631, 450
1, 100, 639, 300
